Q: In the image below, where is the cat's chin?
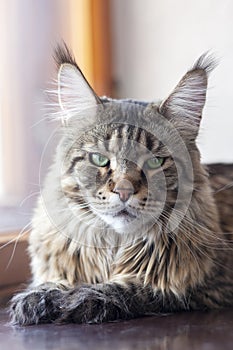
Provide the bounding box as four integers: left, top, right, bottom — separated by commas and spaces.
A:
97, 211, 149, 235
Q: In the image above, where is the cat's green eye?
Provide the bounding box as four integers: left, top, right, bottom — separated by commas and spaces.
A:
90, 153, 109, 167
145, 157, 164, 169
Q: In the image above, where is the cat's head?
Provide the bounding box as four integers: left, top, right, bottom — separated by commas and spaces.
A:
50, 44, 216, 235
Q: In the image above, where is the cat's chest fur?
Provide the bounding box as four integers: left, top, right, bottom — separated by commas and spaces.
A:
29, 200, 215, 296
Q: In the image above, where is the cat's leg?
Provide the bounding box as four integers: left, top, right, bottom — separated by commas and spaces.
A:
54, 281, 187, 324
10, 282, 68, 325
189, 277, 233, 310
10, 280, 185, 325
57, 277, 233, 324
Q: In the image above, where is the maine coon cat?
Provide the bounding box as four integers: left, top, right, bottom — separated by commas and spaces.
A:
10, 45, 233, 325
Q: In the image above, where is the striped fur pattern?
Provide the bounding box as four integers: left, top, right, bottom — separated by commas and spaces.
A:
10, 45, 233, 325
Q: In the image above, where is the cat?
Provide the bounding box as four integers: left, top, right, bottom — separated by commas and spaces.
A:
10, 44, 233, 325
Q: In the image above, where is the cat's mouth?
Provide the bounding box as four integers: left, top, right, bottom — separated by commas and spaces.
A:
95, 207, 139, 232
113, 209, 137, 219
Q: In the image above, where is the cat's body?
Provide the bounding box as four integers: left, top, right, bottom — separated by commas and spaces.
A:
208, 163, 233, 237
10, 46, 233, 325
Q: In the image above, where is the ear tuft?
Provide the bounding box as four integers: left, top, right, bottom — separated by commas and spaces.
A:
159, 52, 218, 127
54, 42, 79, 70
191, 51, 218, 76
52, 43, 101, 125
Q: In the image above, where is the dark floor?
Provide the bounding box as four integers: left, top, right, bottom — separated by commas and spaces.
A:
0, 308, 233, 350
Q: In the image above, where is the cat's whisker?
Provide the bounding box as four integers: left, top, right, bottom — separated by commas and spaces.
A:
3, 221, 32, 270
150, 210, 203, 282
213, 181, 233, 194
29, 115, 54, 129
160, 210, 233, 272
19, 192, 40, 207
67, 204, 90, 210
169, 207, 222, 236
74, 210, 96, 221
170, 207, 231, 246
158, 212, 203, 279
0, 222, 31, 252
164, 208, 229, 248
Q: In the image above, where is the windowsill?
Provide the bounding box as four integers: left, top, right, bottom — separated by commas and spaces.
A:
0, 206, 31, 303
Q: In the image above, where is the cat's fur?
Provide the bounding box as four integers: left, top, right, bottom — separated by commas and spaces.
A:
10, 45, 233, 325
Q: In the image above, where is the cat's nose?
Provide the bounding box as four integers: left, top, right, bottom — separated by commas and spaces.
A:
113, 179, 134, 202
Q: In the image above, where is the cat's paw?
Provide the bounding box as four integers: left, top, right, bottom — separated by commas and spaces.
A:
10, 288, 65, 325
57, 285, 128, 324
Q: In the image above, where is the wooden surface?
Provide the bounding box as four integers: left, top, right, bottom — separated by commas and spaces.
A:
0, 234, 30, 304
0, 308, 233, 350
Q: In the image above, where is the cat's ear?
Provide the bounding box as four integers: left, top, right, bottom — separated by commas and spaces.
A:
54, 43, 101, 125
159, 53, 217, 131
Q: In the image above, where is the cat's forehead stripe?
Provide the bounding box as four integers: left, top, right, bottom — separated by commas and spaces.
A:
79, 124, 162, 159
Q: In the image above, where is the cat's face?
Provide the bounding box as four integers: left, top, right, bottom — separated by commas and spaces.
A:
61, 121, 174, 233
51, 46, 214, 235
86, 126, 167, 233
60, 102, 194, 234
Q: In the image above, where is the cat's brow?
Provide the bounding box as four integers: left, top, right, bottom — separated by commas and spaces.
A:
81, 144, 107, 153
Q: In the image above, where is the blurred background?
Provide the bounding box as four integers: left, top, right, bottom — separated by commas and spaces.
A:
0, 0, 233, 230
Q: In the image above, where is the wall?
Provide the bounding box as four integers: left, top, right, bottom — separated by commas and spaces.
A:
111, 0, 233, 163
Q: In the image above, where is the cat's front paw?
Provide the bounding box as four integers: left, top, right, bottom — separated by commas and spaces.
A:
58, 285, 128, 324
10, 288, 64, 325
